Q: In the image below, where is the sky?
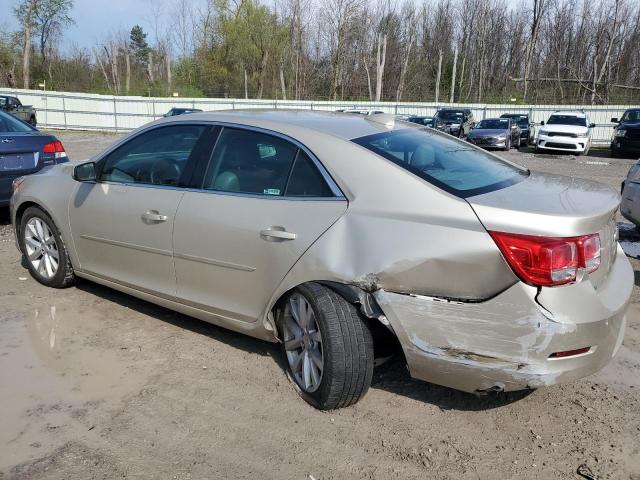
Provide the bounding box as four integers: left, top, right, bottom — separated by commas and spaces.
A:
4, 0, 208, 52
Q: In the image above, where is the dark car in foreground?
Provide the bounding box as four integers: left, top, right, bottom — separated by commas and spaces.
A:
611, 109, 640, 158
0, 110, 67, 207
433, 108, 475, 138
467, 118, 521, 150
500, 113, 534, 146
164, 107, 203, 117
0, 95, 37, 126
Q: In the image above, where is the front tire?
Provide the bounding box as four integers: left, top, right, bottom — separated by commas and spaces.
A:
278, 283, 374, 410
19, 206, 75, 288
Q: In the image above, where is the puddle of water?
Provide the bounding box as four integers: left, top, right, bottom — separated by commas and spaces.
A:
0, 304, 145, 469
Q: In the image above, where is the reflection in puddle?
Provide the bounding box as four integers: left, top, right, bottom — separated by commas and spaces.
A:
0, 304, 146, 470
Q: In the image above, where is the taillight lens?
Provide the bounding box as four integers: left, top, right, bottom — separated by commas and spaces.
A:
43, 140, 65, 153
43, 140, 67, 160
489, 231, 601, 287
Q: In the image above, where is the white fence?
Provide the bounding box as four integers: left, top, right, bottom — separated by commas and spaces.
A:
2, 87, 638, 144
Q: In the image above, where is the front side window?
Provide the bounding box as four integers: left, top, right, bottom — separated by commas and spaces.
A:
203, 128, 297, 196
353, 128, 527, 197
547, 115, 587, 127
99, 125, 207, 186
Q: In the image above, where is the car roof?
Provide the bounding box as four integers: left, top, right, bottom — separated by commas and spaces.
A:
150, 109, 409, 141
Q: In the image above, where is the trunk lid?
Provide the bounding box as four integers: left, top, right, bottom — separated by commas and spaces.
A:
0, 132, 57, 175
467, 171, 619, 287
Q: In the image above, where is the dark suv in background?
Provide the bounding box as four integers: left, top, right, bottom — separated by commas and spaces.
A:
611, 109, 640, 157
500, 113, 534, 146
433, 108, 475, 138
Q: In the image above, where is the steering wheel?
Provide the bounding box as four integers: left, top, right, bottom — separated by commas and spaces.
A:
150, 158, 181, 185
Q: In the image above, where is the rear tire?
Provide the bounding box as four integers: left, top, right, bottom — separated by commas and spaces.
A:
19, 206, 75, 288
278, 282, 374, 410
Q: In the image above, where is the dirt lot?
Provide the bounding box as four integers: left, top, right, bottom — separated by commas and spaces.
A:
1, 131, 639, 480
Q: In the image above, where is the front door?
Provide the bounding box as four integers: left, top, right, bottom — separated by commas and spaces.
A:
69, 124, 212, 297
173, 127, 347, 323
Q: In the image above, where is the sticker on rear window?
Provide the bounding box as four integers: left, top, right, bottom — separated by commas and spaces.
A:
264, 188, 280, 195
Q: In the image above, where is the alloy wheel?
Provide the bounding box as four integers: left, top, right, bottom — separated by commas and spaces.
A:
283, 293, 324, 393
24, 217, 59, 279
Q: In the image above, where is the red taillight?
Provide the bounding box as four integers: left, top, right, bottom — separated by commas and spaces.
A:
43, 140, 65, 154
489, 231, 601, 287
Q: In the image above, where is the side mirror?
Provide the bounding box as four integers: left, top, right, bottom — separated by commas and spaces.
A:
540, 120, 545, 126
73, 162, 97, 182
589, 123, 596, 128
611, 117, 619, 123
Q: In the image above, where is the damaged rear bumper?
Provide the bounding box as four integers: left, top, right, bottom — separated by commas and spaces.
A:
374, 245, 633, 393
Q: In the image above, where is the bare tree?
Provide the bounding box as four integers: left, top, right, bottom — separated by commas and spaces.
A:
16, 0, 38, 89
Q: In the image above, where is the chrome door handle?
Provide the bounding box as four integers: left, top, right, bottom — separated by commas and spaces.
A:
260, 228, 297, 241
142, 211, 168, 223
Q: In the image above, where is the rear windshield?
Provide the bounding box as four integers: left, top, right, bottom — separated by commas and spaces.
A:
0, 111, 34, 133
352, 128, 527, 197
547, 115, 587, 126
477, 119, 510, 129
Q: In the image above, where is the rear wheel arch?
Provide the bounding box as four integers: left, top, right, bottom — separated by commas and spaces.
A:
271, 280, 399, 359
275, 281, 376, 409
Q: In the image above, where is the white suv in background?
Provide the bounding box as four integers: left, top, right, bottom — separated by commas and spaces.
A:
536, 111, 595, 155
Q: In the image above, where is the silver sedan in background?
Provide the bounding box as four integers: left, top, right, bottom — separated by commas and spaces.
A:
10, 111, 633, 409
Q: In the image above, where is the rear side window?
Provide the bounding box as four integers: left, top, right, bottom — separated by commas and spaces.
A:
353, 128, 527, 197
285, 152, 333, 197
203, 128, 297, 196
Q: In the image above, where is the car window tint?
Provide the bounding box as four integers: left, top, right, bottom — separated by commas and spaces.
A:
285, 151, 334, 197
353, 128, 527, 198
100, 125, 207, 186
203, 128, 297, 196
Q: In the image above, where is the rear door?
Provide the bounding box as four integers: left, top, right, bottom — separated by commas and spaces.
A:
173, 126, 347, 323
69, 124, 214, 297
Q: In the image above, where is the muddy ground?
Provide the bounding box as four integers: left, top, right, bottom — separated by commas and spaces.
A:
0, 131, 639, 480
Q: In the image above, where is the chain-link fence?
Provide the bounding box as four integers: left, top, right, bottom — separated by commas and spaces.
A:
2, 87, 638, 145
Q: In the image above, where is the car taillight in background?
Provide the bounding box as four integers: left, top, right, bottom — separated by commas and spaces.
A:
43, 140, 67, 160
489, 231, 601, 287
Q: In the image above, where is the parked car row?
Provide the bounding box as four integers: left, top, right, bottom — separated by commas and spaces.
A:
395, 108, 638, 158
